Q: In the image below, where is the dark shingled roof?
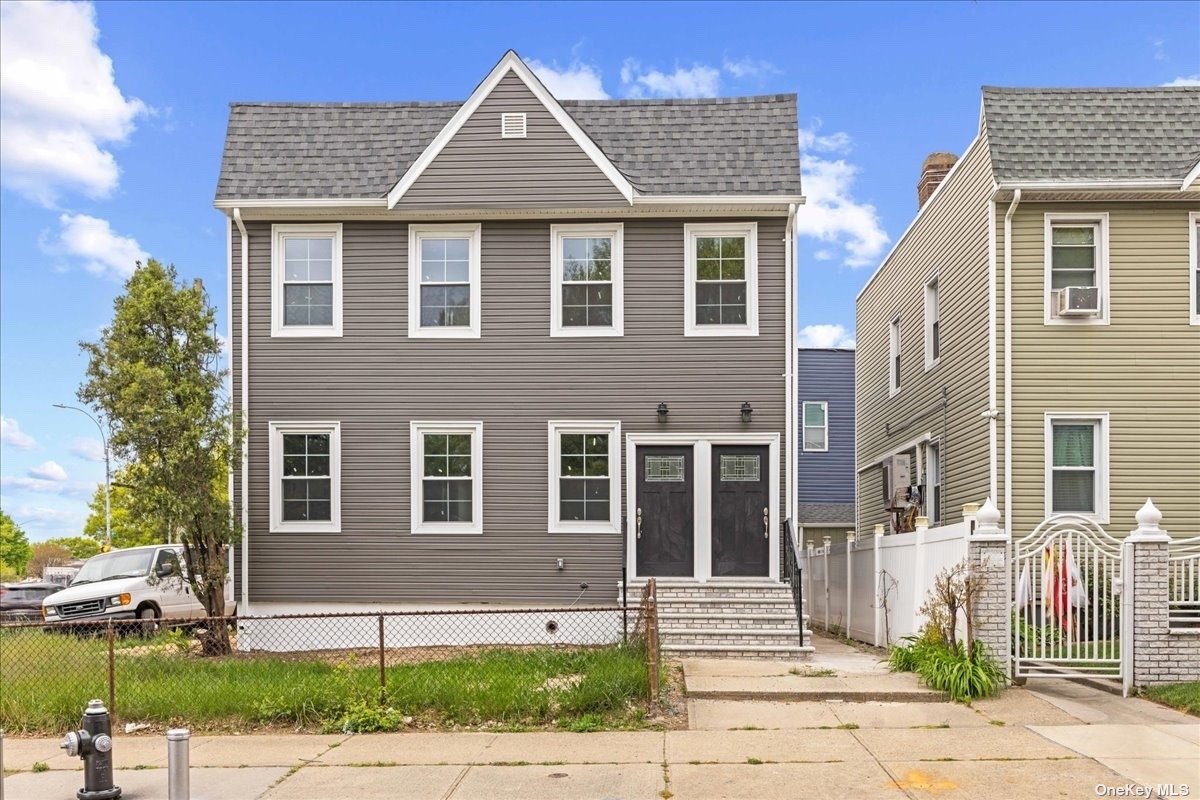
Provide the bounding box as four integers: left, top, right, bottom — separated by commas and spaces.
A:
215, 95, 801, 200
796, 503, 856, 526
982, 86, 1200, 183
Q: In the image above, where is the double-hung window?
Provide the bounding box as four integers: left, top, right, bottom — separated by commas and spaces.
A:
1044, 214, 1108, 324
269, 422, 341, 533
1190, 212, 1199, 325
926, 441, 941, 524
1045, 413, 1109, 521
550, 224, 623, 336
684, 222, 758, 336
548, 421, 621, 533
408, 224, 482, 338
411, 422, 483, 533
924, 277, 940, 369
802, 402, 828, 452
889, 316, 901, 395
271, 224, 342, 337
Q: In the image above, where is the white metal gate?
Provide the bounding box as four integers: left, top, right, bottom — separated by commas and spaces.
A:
1012, 515, 1125, 682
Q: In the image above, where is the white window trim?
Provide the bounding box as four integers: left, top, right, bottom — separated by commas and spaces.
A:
888, 315, 901, 397
926, 440, 941, 524
1189, 211, 1199, 326
408, 223, 482, 339
268, 421, 341, 533
547, 421, 621, 534
801, 401, 828, 452
683, 222, 759, 337
1043, 213, 1110, 326
410, 421, 484, 534
923, 275, 940, 371
549, 224, 624, 337
271, 224, 343, 338
1043, 411, 1110, 524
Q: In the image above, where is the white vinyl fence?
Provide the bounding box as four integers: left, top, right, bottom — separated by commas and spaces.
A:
801, 511, 975, 647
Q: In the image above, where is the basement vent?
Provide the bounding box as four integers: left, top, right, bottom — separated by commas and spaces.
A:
500, 113, 527, 139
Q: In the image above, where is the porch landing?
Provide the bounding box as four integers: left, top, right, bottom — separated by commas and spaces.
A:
619, 579, 814, 660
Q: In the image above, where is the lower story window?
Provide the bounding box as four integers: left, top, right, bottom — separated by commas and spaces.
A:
411, 421, 483, 533
1045, 413, 1108, 521
269, 421, 341, 533
548, 421, 621, 533
926, 442, 941, 524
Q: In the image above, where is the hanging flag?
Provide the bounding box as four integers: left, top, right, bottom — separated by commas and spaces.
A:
1015, 561, 1032, 608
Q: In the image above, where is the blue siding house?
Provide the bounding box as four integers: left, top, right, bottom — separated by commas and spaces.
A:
796, 348, 856, 544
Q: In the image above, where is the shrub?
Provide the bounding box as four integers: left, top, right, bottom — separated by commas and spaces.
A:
915, 641, 1006, 702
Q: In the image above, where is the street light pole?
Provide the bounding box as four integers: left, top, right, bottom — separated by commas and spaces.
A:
53, 403, 111, 549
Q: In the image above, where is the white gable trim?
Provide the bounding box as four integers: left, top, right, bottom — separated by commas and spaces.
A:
386, 51, 635, 209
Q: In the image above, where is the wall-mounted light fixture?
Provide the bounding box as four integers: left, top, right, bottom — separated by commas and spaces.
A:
740, 402, 753, 423
657, 402, 669, 421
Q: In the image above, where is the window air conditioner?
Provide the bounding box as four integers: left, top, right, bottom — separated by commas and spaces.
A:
1056, 286, 1100, 316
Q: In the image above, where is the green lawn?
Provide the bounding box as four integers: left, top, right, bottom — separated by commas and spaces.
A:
1141, 682, 1200, 717
0, 627, 650, 734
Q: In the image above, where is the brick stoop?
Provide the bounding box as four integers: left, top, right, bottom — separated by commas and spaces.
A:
619, 580, 814, 660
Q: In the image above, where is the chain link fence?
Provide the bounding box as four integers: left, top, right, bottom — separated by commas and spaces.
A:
0, 589, 659, 735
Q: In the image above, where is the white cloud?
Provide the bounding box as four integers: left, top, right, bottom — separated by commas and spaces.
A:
1, 417, 36, 450
1163, 75, 1200, 86
620, 59, 721, 99
7, 504, 85, 533
71, 438, 107, 463
0, 0, 148, 205
794, 125, 890, 269
28, 461, 68, 482
797, 324, 856, 349
722, 56, 780, 80
528, 58, 609, 100
42, 213, 148, 279
0, 476, 91, 496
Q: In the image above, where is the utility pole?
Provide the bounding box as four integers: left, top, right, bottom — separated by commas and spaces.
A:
53, 404, 111, 549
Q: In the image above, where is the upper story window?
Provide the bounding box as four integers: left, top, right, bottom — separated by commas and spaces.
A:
802, 402, 828, 452
408, 224, 482, 339
547, 421, 621, 534
410, 421, 483, 534
271, 224, 342, 337
888, 316, 901, 396
1044, 214, 1109, 325
1190, 213, 1199, 325
924, 277, 940, 370
684, 222, 758, 336
550, 224, 624, 337
1045, 413, 1109, 522
268, 421, 341, 533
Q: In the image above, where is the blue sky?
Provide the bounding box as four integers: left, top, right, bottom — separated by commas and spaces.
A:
1, 0, 1197, 541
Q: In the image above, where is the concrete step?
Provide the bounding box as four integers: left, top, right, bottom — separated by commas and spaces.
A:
653, 598, 798, 612
663, 643, 815, 661
657, 612, 803, 630
660, 628, 805, 647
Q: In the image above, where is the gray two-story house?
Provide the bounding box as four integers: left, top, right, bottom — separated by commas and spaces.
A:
216, 52, 806, 656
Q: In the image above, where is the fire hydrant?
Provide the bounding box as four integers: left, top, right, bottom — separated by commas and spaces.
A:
60, 699, 122, 800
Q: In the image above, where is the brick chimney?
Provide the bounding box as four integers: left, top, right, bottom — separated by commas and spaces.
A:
917, 152, 957, 208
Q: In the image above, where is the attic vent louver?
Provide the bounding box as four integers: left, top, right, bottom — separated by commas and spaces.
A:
500, 112, 527, 139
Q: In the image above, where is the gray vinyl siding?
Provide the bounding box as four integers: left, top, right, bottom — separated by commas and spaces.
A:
797, 349, 855, 505
999, 201, 1200, 540
855, 132, 995, 532
396, 72, 629, 209
231, 217, 787, 604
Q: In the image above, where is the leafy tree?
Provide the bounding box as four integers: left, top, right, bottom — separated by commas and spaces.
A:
0, 510, 33, 577
78, 260, 238, 654
82, 466, 165, 549
25, 542, 73, 579
44, 536, 102, 561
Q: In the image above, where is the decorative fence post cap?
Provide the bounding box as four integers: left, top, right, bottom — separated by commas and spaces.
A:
973, 497, 1007, 540
873, 524, 885, 536
1128, 498, 1170, 542
962, 502, 979, 515
915, 516, 929, 528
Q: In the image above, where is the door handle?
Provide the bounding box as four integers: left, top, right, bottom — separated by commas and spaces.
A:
763, 507, 770, 539
636, 507, 643, 539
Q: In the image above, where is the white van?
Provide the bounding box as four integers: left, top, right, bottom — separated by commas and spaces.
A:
41, 544, 235, 628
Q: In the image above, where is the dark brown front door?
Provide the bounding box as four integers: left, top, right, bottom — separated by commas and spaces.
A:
636, 446, 694, 577
711, 445, 770, 577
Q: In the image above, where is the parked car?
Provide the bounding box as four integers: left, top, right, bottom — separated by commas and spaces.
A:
41, 545, 235, 632
1, 582, 61, 623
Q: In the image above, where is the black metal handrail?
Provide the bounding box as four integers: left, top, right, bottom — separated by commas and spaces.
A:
783, 518, 804, 646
